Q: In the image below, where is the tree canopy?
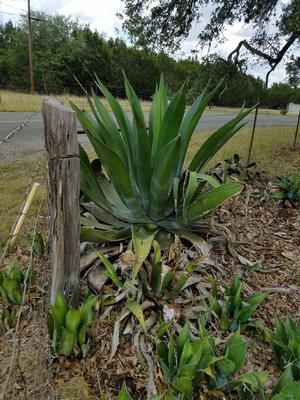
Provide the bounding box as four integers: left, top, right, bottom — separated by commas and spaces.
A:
0, 14, 299, 108
120, 0, 300, 86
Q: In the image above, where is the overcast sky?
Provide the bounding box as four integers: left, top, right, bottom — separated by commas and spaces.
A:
0, 0, 293, 85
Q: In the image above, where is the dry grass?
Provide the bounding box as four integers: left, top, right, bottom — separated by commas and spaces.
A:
207, 105, 283, 116
0, 90, 286, 116
0, 158, 47, 243
0, 90, 152, 113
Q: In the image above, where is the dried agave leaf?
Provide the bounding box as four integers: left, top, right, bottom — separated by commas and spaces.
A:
139, 334, 158, 398
109, 318, 120, 361
87, 266, 108, 292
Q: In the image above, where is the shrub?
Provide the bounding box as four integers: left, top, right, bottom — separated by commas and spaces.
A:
72, 75, 253, 249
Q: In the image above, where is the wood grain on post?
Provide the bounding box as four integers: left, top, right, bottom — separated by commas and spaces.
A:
42, 97, 80, 306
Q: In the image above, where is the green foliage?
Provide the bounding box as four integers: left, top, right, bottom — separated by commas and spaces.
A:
116, 383, 161, 399
139, 241, 188, 302
74, 75, 249, 249
271, 383, 300, 400
47, 293, 99, 357
0, 264, 33, 330
157, 321, 266, 399
206, 276, 267, 332
0, 264, 32, 305
271, 173, 300, 208
0, 306, 17, 330
187, 55, 265, 107
211, 153, 258, 183
120, 0, 300, 92
270, 366, 300, 399
265, 317, 300, 379
26, 231, 45, 257
1, 14, 300, 107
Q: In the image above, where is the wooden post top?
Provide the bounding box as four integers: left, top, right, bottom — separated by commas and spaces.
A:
42, 97, 78, 159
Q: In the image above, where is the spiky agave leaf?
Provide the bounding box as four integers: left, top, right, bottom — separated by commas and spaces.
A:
72, 75, 253, 250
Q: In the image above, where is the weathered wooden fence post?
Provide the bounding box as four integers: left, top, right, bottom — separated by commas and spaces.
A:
42, 97, 80, 306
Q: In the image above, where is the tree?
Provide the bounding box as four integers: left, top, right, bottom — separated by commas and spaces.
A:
120, 0, 300, 86
187, 54, 264, 106
286, 57, 300, 89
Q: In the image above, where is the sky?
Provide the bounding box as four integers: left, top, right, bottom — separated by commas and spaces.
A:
0, 0, 294, 85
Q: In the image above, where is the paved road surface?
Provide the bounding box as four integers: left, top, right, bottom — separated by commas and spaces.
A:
0, 111, 298, 160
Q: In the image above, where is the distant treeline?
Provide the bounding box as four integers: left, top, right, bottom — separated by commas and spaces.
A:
0, 13, 299, 109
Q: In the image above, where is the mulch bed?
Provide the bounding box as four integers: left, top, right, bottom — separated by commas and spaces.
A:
0, 175, 299, 399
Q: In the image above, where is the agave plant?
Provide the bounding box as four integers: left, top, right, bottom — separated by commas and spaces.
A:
265, 317, 300, 379
0, 264, 33, 305
72, 75, 253, 249
116, 383, 161, 400
157, 321, 266, 399
270, 366, 300, 400
139, 240, 189, 302
206, 275, 267, 332
211, 153, 258, 183
271, 173, 300, 208
47, 293, 99, 357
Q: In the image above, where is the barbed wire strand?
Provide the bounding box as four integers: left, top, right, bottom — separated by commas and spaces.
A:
0, 110, 40, 146
0, 185, 46, 400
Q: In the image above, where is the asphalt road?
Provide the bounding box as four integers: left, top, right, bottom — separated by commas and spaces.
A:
0, 111, 298, 160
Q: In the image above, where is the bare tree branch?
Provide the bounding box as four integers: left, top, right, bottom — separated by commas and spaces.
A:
228, 33, 299, 87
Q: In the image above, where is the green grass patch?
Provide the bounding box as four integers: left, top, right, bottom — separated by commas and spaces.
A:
187, 125, 300, 176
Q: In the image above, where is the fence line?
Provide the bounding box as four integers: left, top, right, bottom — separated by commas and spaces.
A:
0, 110, 39, 146
0, 190, 46, 400
0, 152, 45, 266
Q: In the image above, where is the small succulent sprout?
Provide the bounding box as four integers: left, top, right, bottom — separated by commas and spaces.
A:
116, 383, 161, 399
139, 241, 189, 302
47, 293, 98, 358
265, 317, 300, 380
0, 306, 17, 330
206, 275, 267, 332
271, 173, 300, 208
0, 264, 31, 306
157, 323, 266, 399
211, 153, 258, 183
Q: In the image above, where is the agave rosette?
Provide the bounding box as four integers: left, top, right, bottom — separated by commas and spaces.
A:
71, 75, 253, 246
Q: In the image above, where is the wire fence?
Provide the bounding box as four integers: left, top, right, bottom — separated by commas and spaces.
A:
0, 112, 47, 398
